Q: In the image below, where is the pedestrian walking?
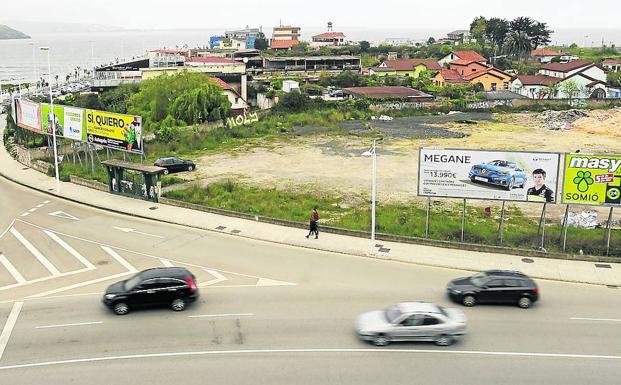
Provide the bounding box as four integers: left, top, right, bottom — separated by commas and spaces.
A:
306, 206, 320, 239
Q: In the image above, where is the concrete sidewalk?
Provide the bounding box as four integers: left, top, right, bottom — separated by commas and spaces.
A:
1, 132, 620, 286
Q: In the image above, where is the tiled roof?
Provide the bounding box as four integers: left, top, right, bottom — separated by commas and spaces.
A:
540, 60, 595, 72
209, 77, 234, 91
342, 86, 434, 99
187, 56, 238, 64
515, 75, 560, 86
381, 59, 441, 71
450, 59, 488, 66
453, 50, 486, 62
437, 69, 468, 82
270, 39, 300, 49
463, 67, 510, 81
313, 32, 346, 39
531, 49, 561, 56
603, 59, 621, 65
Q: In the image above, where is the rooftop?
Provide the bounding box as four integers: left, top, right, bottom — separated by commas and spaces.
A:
515, 75, 561, 86
453, 50, 486, 62
540, 60, 595, 72
313, 32, 346, 39
531, 48, 562, 56
187, 56, 239, 64
381, 59, 441, 71
270, 39, 299, 49
101, 160, 165, 174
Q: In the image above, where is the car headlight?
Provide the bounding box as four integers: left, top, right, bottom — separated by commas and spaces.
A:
449, 288, 462, 294
105, 294, 116, 300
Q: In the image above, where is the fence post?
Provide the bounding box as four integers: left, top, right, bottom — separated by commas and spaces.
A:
562, 205, 570, 253
461, 198, 466, 243
497, 201, 506, 244
425, 197, 430, 238
539, 203, 547, 251
606, 207, 614, 257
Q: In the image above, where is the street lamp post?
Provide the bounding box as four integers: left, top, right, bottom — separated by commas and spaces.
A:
361, 138, 382, 254
40, 47, 60, 193
30, 42, 38, 95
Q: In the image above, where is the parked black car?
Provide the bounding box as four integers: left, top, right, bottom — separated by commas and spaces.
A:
447, 270, 539, 309
154, 157, 196, 175
103, 267, 199, 315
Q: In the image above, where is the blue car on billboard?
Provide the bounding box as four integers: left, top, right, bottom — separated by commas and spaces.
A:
468, 160, 527, 190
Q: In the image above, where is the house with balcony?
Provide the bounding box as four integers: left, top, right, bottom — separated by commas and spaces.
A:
445, 30, 473, 45
369, 59, 441, 78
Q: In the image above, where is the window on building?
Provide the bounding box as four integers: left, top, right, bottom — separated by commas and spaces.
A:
503, 82, 509, 90
491, 83, 497, 91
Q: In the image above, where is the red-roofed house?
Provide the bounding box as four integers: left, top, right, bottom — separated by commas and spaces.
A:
539, 60, 606, 81
270, 39, 300, 50
312, 32, 347, 47
369, 59, 441, 78
433, 69, 468, 86
209, 77, 248, 114
439, 50, 487, 66
512, 70, 608, 99
531, 48, 562, 63
448, 59, 490, 76
463, 67, 513, 91
603, 59, 621, 72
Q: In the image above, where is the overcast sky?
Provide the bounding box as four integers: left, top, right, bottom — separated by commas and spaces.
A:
2, 0, 619, 31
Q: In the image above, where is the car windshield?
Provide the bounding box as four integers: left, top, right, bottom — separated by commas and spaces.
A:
124, 274, 142, 291
384, 305, 402, 324
470, 272, 488, 287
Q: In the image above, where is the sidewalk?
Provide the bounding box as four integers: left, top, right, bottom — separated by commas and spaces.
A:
1, 133, 620, 286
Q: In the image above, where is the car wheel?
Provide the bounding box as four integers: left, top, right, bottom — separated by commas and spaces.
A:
434, 334, 453, 346
187, 165, 194, 171
163, 169, 169, 175
462, 295, 476, 307
506, 177, 515, 190
113, 302, 129, 315
171, 298, 186, 311
470, 177, 476, 183
518, 297, 532, 309
372, 334, 389, 347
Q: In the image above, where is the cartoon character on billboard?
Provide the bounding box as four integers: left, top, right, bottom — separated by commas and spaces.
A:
123, 116, 142, 152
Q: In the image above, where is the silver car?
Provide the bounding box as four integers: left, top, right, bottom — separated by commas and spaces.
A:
355, 301, 467, 346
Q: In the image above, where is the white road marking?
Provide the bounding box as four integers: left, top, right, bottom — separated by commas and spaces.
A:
0, 301, 23, 361
44, 230, 96, 270
35, 321, 103, 329
0, 268, 92, 292
35, 204, 45, 208
199, 269, 228, 287
101, 246, 138, 273
28, 208, 37, 213
20, 213, 29, 217
0, 253, 26, 284
256, 278, 296, 286
113, 226, 164, 239
27, 271, 134, 298
160, 259, 174, 267
48, 211, 79, 221
43, 200, 50, 204
570, 317, 621, 323
10, 227, 61, 276
0, 220, 15, 240
1, 347, 621, 370
188, 313, 254, 318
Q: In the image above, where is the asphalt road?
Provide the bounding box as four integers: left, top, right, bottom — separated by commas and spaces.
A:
0, 176, 620, 384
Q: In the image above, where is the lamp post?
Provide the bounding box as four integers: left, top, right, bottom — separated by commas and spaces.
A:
30, 42, 38, 95
361, 137, 382, 254
40, 47, 60, 193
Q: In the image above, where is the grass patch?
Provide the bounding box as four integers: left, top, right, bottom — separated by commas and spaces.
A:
161, 176, 186, 188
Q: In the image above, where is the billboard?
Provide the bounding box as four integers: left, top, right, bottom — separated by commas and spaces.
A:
418, 148, 561, 203
562, 153, 621, 206
86, 110, 143, 154
41, 104, 86, 141
15, 99, 42, 133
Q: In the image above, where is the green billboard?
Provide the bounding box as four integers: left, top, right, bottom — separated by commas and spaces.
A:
562, 154, 621, 206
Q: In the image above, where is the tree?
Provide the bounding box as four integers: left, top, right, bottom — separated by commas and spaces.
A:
426, 37, 436, 45
359, 40, 371, 53
277, 91, 312, 113
470, 16, 488, 45
171, 83, 231, 124
485, 18, 510, 55
529, 22, 553, 50
505, 31, 532, 60
254, 32, 268, 51
290, 42, 310, 56
559, 80, 579, 100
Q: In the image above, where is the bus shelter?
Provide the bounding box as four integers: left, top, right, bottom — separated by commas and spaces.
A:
102, 159, 165, 203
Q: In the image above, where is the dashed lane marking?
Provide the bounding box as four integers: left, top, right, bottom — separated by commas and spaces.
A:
35, 321, 103, 329
570, 317, 621, 323
188, 313, 254, 318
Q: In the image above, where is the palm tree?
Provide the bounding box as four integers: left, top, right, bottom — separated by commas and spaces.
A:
505, 31, 532, 61
54, 74, 59, 87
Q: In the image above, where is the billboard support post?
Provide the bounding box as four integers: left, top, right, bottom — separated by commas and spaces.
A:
562, 205, 570, 253
425, 197, 430, 238
497, 201, 506, 244
461, 198, 466, 243
606, 207, 614, 256
539, 203, 547, 251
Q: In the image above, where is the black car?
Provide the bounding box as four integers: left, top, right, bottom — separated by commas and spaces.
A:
447, 270, 539, 309
103, 267, 199, 315
154, 157, 196, 175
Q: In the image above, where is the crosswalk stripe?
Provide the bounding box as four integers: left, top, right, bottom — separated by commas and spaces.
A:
0, 253, 26, 284
44, 231, 96, 270
10, 228, 61, 276
100, 246, 138, 273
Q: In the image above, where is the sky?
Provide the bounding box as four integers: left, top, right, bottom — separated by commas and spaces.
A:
2, 0, 620, 31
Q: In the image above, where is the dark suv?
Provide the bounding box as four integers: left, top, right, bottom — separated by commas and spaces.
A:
103, 267, 199, 315
447, 270, 539, 309
154, 157, 196, 175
